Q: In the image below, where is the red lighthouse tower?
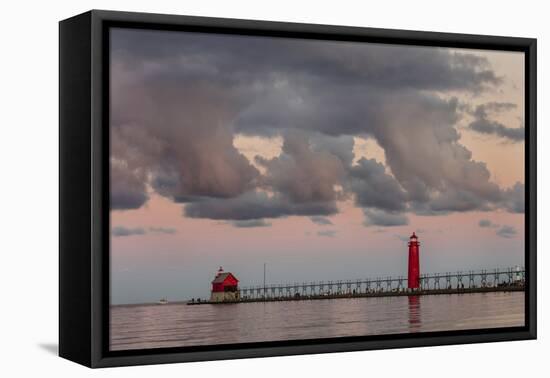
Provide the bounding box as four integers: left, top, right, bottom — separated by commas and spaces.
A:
408, 232, 420, 289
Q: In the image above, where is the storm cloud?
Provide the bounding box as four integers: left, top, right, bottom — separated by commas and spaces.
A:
501, 182, 525, 213
184, 191, 337, 221
470, 119, 525, 142
469, 102, 524, 142
111, 162, 149, 210
112, 226, 146, 237
350, 157, 407, 212
112, 226, 177, 237
363, 209, 409, 227
110, 28, 524, 226
479, 219, 498, 228
149, 227, 177, 234
255, 130, 346, 204
231, 219, 272, 228
478, 220, 518, 239
310, 216, 333, 226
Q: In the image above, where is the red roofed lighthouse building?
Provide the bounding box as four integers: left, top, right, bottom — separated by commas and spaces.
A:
210, 267, 240, 302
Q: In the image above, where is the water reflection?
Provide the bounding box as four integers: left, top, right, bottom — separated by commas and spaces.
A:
110, 292, 524, 350
408, 295, 421, 332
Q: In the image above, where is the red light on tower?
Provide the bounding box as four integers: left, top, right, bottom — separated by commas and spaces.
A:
408, 232, 420, 289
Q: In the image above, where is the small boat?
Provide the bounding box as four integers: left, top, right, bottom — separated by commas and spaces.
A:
158, 298, 168, 305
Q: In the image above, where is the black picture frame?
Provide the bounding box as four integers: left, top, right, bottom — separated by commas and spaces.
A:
59, 9, 537, 368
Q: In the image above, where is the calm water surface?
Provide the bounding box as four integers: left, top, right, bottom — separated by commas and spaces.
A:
110, 291, 524, 351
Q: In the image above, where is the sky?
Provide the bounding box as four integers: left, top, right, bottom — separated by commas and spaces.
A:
110, 28, 525, 305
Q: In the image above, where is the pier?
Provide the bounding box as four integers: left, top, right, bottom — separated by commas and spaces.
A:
187, 267, 525, 305
188, 233, 525, 305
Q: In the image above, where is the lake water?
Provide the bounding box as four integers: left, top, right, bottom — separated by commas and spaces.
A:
110, 291, 524, 351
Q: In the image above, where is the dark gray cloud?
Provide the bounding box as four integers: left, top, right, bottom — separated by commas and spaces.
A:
374, 96, 505, 213
478, 219, 498, 228
478, 220, 518, 238
496, 225, 517, 238
470, 119, 524, 142
112, 226, 146, 237
350, 158, 407, 212
184, 191, 337, 221
111, 162, 149, 210
472, 102, 517, 118
501, 182, 525, 213
110, 28, 522, 224
111, 29, 500, 95
469, 102, 524, 142
110, 44, 260, 209
230, 219, 272, 228
310, 133, 356, 167
255, 130, 346, 204
112, 226, 176, 237
149, 227, 177, 234
428, 189, 494, 213
317, 230, 337, 238
310, 216, 333, 226
363, 209, 409, 227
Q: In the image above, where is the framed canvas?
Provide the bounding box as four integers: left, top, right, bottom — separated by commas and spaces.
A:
59, 10, 537, 368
